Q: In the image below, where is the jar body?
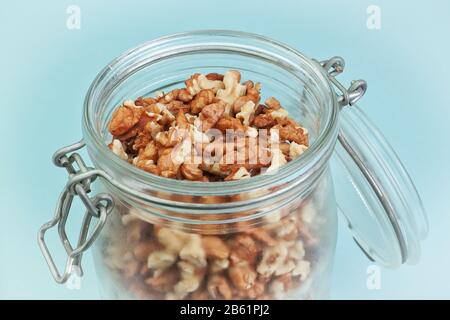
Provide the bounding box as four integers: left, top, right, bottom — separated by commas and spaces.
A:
92, 167, 337, 300
82, 31, 341, 300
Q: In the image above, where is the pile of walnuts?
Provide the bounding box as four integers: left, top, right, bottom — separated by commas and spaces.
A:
107, 70, 309, 181
102, 71, 316, 300
103, 200, 318, 300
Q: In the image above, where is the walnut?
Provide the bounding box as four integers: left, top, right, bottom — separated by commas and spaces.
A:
123, 258, 141, 279
156, 148, 181, 178
155, 127, 184, 147
170, 260, 205, 299
237, 279, 266, 299
145, 268, 179, 293
264, 97, 281, 110
229, 234, 259, 265
232, 81, 261, 113
201, 236, 230, 259
145, 121, 162, 139
131, 131, 151, 153
162, 88, 193, 103
190, 123, 211, 144
135, 96, 157, 107
120, 209, 140, 225
274, 221, 298, 241
137, 140, 158, 162
125, 219, 150, 244
253, 114, 277, 129
156, 228, 191, 254
205, 72, 224, 81
255, 103, 268, 115
199, 101, 226, 132
292, 260, 311, 280
201, 162, 230, 177
110, 139, 128, 160
279, 141, 290, 157
185, 74, 224, 95
273, 119, 309, 145
133, 241, 159, 262
248, 228, 277, 246
207, 275, 232, 300
177, 260, 201, 276
190, 89, 215, 114
108, 105, 143, 137
236, 101, 255, 126
275, 260, 296, 276
228, 261, 257, 290
147, 102, 176, 126
244, 81, 261, 103
173, 101, 191, 114
224, 166, 251, 181
216, 70, 247, 105
289, 240, 306, 261
123, 100, 138, 108
176, 111, 189, 129
268, 108, 289, 121
179, 234, 207, 267
265, 148, 287, 173
180, 163, 204, 181
256, 243, 288, 277
233, 81, 261, 113
215, 116, 245, 132
170, 274, 202, 299
107, 70, 310, 182
190, 289, 210, 300
301, 200, 317, 224
134, 159, 160, 175
209, 258, 230, 273
172, 138, 194, 166
103, 244, 128, 270
147, 250, 177, 270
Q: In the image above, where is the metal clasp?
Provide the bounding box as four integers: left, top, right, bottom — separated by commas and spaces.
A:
38, 140, 114, 284
316, 56, 367, 108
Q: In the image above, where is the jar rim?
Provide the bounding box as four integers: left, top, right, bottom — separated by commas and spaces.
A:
82, 30, 339, 197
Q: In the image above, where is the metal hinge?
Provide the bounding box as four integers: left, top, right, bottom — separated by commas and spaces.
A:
316, 56, 367, 108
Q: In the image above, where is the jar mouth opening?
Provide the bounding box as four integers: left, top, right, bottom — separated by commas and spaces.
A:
82, 30, 339, 196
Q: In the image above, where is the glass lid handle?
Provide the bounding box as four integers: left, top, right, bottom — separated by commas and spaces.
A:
38, 140, 114, 283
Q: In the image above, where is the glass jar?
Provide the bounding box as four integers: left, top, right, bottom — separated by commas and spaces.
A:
38, 30, 428, 300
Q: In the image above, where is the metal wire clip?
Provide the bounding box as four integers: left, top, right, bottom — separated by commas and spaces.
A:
317, 56, 367, 107
37, 140, 114, 283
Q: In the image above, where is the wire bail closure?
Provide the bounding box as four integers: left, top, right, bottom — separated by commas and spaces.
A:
38, 140, 114, 284
316, 56, 367, 108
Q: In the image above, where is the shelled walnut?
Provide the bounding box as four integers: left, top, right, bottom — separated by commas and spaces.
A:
102, 199, 318, 300
107, 70, 309, 181
102, 70, 316, 300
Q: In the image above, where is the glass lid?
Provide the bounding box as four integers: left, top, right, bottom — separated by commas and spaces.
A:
330, 104, 428, 268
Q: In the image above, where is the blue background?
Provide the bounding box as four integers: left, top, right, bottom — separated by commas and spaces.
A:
1, 0, 449, 299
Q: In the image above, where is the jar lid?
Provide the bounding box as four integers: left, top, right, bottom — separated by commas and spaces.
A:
331, 104, 428, 267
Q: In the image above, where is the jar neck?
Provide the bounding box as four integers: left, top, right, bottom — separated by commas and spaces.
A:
82, 30, 339, 223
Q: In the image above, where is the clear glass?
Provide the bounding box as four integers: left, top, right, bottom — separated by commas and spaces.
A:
83, 30, 341, 299
93, 172, 337, 299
